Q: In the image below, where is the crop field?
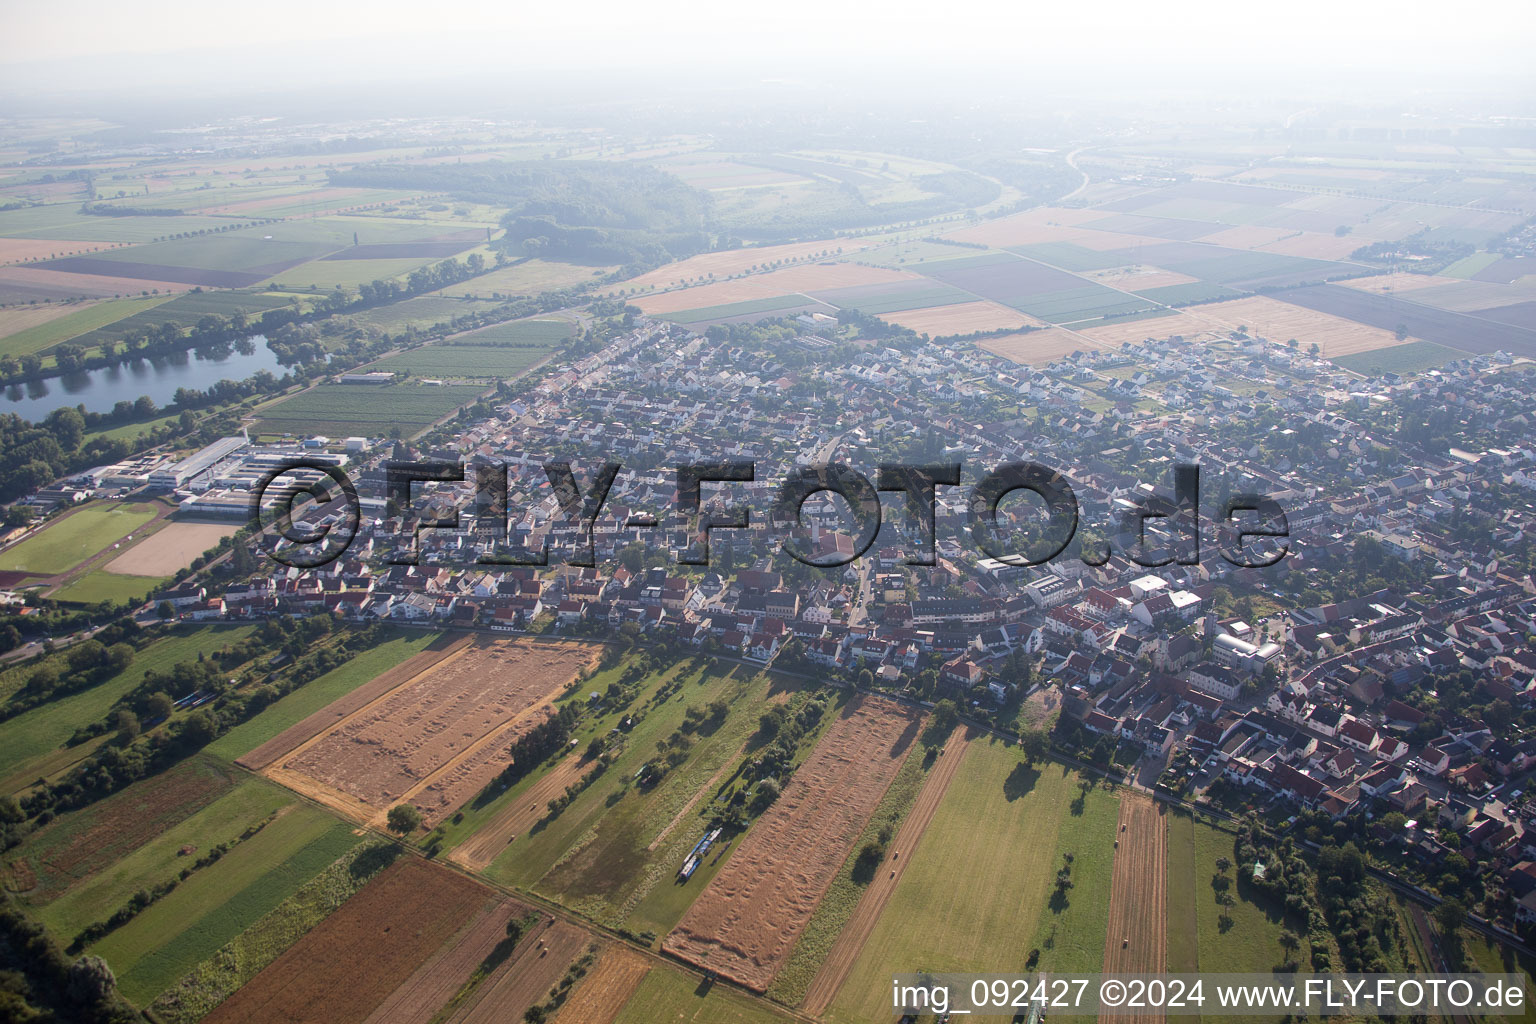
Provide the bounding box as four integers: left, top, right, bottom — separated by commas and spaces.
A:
319, 228, 484, 261
346, 294, 503, 332
805, 280, 977, 314
1007, 241, 1130, 271
267, 639, 599, 826
1100, 792, 1168, 1024
254, 381, 486, 436
852, 239, 999, 268
1173, 294, 1405, 355
1331, 339, 1469, 375
78, 233, 342, 275
361, 897, 529, 1024
1132, 281, 1245, 305
980, 327, 1114, 364
441, 257, 614, 299
228, 633, 459, 768
1166, 812, 1287, 979
103, 520, 239, 577
0, 625, 255, 793
200, 857, 491, 1024
621, 238, 871, 292
825, 748, 1119, 1024
548, 944, 650, 1024
0, 264, 194, 303
0, 501, 159, 575
62, 289, 295, 348
663, 694, 925, 992
0, 238, 117, 265
6, 757, 239, 904
879, 299, 1037, 335
658, 295, 837, 325
34, 778, 293, 940
917, 254, 1157, 324
1273, 284, 1536, 357
0, 299, 161, 359
92, 804, 360, 1005
269, 256, 436, 290
797, 726, 970, 1015
446, 920, 591, 1024
1087, 267, 1201, 291
610, 964, 797, 1024
364, 340, 552, 378
527, 666, 796, 936
0, 204, 237, 243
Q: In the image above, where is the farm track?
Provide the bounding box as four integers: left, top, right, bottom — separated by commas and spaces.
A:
1099, 791, 1168, 1024
548, 944, 650, 1024
446, 919, 590, 1024
801, 724, 973, 1016
449, 754, 597, 873
361, 896, 528, 1024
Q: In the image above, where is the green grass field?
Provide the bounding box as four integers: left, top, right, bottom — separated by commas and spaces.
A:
1332, 339, 1468, 375
51, 569, 168, 606
663, 295, 824, 324
35, 777, 295, 940
148, 841, 397, 1024
0, 296, 171, 358
1009, 242, 1129, 272
441, 258, 611, 299
266, 256, 436, 290
611, 964, 795, 1024
95, 805, 359, 1005
87, 234, 341, 274
1440, 252, 1503, 280
0, 502, 159, 575
1132, 282, 1246, 306
840, 284, 977, 314
0, 205, 238, 243
455, 317, 575, 346
1165, 809, 1200, 973
1175, 815, 1288, 981
254, 381, 486, 436
346, 295, 503, 333
827, 746, 1117, 1024
0, 625, 256, 793
203, 631, 440, 763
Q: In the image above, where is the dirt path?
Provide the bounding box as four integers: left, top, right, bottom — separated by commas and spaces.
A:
449, 754, 596, 873
1100, 792, 1168, 1024
801, 725, 973, 1016
447, 919, 590, 1024
548, 944, 650, 1024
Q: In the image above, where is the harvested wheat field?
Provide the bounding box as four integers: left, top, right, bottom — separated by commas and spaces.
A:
981, 327, 1113, 365
363, 896, 532, 1024
621, 239, 873, 293
1073, 311, 1211, 346
878, 299, 1037, 336
1198, 225, 1298, 251
0, 239, 114, 265
1337, 271, 1466, 294
450, 752, 598, 872
1100, 792, 1168, 1024
0, 266, 192, 297
1087, 267, 1200, 291
1178, 294, 1402, 355
104, 520, 239, 577
549, 945, 651, 1024
802, 725, 972, 1016
238, 634, 472, 770
269, 639, 599, 826
631, 262, 917, 315
447, 920, 592, 1024
0, 300, 99, 338
663, 695, 924, 992
1255, 231, 1366, 260
203, 857, 492, 1024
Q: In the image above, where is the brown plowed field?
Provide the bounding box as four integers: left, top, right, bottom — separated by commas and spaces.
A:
104, 520, 239, 576
802, 725, 972, 1015
202, 857, 493, 1024
271, 639, 598, 826
447, 919, 591, 1024
450, 753, 596, 872
663, 695, 924, 992
548, 945, 650, 1024
1099, 792, 1168, 1024
237, 634, 472, 770
362, 896, 531, 1024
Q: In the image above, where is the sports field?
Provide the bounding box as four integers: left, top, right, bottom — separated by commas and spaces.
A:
0, 502, 159, 575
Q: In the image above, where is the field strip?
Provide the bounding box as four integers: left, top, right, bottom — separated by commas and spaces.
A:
548, 945, 650, 1024
447, 919, 590, 1024
801, 725, 973, 1015
261, 763, 382, 824
237, 634, 472, 770
646, 735, 752, 853
449, 753, 597, 873
1099, 791, 1168, 1024
375, 694, 563, 828
361, 897, 525, 1024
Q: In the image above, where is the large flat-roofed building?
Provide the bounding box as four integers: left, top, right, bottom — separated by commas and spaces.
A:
148, 436, 248, 490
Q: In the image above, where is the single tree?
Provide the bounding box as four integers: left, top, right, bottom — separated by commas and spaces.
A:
387, 803, 423, 835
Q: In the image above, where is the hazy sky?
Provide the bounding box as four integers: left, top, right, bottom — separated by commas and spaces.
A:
2, 0, 1532, 103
